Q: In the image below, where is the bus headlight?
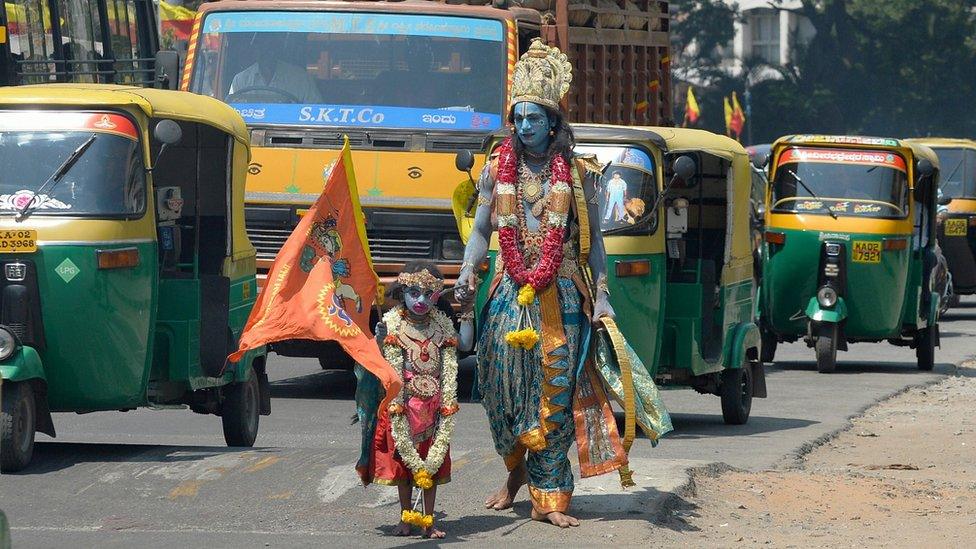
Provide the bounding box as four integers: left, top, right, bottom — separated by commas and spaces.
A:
817, 286, 838, 308
0, 326, 18, 361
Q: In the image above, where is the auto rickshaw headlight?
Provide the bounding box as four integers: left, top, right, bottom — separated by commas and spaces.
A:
817, 286, 838, 308
0, 327, 18, 361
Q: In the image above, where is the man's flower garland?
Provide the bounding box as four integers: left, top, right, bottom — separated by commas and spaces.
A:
382, 306, 459, 528
494, 137, 573, 349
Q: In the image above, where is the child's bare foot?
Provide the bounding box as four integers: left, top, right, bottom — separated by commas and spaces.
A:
530, 508, 580, 528
423, 525, 446, 539
484, 461, 527, 510
392, 521, 411, 536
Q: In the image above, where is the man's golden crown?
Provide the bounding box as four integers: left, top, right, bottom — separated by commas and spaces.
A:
510, 38, 573, 112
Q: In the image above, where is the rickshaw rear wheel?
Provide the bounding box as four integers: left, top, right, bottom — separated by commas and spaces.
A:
916, 325, 936, 371
1, 381, 36, 472
222, 369, 260, 447
815, 326, 838, 374
720, 366, 753, 425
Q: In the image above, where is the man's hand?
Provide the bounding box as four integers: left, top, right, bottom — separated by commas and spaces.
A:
454, 267, 478, 306
591, 294, 615, 324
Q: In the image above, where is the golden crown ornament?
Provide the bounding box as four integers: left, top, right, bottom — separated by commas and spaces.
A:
509, 38, 573, 112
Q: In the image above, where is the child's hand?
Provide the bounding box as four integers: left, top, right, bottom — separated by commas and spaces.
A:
374, 321, 388, 344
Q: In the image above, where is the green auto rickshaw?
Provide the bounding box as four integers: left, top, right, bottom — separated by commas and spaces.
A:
905, 138, 976, 304
759, 135, 941, 373
454, 125, 766, 424
0, 85, 270, 472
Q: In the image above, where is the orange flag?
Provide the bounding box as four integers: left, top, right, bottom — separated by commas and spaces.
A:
229, 137, 401, 406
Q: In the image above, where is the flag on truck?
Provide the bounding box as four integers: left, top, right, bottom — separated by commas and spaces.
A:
229, 138, 400, 406
158, 0, 196, 42
684, 86, 701, 126
729, 91, 746, 140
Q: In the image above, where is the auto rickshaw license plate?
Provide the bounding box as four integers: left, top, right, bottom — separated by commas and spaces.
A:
0, 230, 37, 253
945, 218, 967, 236
852, 240, 881, 264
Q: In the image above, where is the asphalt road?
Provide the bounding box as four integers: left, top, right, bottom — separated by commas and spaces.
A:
3, 299, 975, 547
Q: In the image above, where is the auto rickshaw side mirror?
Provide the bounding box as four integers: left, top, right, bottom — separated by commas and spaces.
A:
151, 120, 183, 170
751, 152, 769, 171
938, 193, 952, 206
455, 150, 475, 173
916, 158, 935, 180
673, 155, 696, 182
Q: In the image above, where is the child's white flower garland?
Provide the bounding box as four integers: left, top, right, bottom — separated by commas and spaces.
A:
383, 306, 458, 481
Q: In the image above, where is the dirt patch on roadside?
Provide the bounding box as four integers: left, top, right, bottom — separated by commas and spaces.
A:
660, 372, 976, 547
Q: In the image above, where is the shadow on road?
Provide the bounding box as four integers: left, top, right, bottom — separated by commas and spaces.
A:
660, 414, 817, 440
269, 360, 480, 402
772, 361, 956, 375
12, 442, 277, 476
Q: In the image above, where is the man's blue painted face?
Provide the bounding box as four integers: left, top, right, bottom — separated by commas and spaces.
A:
512, 102, 552, 150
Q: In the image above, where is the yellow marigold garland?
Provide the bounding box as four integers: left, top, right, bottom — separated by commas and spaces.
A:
517, 283, 536, 305
505, 327, 540, 349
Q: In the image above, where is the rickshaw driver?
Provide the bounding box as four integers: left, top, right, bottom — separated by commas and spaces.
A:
228, 34, 322, 103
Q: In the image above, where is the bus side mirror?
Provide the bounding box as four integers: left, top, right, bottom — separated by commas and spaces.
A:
154, 51, 181, 90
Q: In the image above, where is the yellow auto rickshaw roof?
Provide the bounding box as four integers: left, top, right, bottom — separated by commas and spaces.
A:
903, 137, 976, 151
0, 84, 249, 145
572, 124, 749, 160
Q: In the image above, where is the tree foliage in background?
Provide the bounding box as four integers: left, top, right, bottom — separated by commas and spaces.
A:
673, 0, 976, 143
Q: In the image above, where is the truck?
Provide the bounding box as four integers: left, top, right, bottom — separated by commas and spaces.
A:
178, 0, 671, 363
0, 0, 161, 86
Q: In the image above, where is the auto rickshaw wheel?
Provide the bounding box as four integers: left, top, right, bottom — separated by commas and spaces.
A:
222, 369, 259, 447
815, 325, 838, 374
916, 325, 936, 371
1, 381, 36, 472
720, 366, 753, 425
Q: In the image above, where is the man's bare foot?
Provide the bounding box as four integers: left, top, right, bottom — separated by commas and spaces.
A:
484, 461, 527, 510
531, 508, 580, 528
392, 521, 411, 536
423, 526, 446, 539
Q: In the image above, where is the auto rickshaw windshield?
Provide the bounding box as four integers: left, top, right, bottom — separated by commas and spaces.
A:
772, 146, 909, 219
575, 144, 658, 235
932, 147, 976, 199
0, 111, 146, 217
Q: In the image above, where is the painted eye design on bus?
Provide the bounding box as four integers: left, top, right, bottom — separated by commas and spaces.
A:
407, 166, 423, 179
248, 162, 263, 175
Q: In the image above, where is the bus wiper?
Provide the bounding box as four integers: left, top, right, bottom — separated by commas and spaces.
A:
17, 134, 97, 221
788, 169, 837, 220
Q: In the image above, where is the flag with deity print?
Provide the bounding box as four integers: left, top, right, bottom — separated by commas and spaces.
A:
229, 137, 400, 405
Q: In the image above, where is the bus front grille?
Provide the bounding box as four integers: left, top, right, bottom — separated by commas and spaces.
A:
245, 224, 434, 263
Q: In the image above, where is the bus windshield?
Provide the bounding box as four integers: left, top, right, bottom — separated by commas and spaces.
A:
772, 147, 910, 219
934, 147, 976, 199
0, 111, 145, 217
575, 145, 658, 235
2, 0, 158, 86
190, 11, 507, 132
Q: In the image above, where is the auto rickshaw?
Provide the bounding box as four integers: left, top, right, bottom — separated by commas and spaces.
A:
0, 85, 270, 472
758, 135, 941, 373
453, 125, 766, 424
904, 138, 976, 304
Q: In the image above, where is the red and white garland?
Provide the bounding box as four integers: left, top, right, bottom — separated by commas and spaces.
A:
495, 137, 573, 291
494, 138, 573, 349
